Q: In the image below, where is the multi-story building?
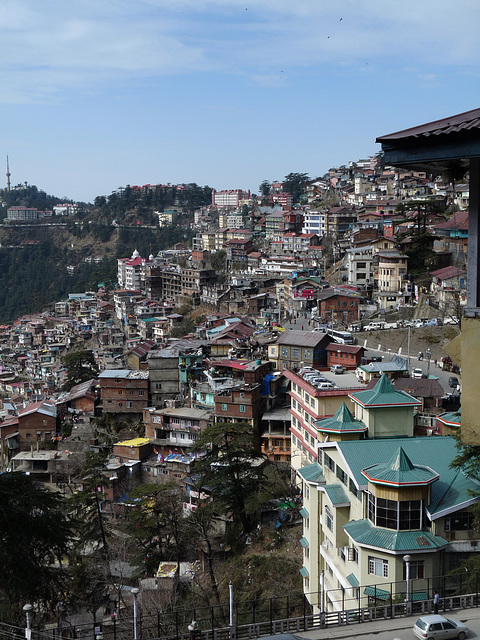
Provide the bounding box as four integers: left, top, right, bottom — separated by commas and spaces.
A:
212, 189, 251, 208
143, 406, 212, 456
99, 369, 149, 417
268, 330, 332, 372
344, 246, 375, 289
7, 206, 40, 221
297, 375, 480, 611
284, 369, 363, 475
374, 249, 409, 311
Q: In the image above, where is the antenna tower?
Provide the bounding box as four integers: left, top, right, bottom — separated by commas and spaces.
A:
6, 156, 11, 191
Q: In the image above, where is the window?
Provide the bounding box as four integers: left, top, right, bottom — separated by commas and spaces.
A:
403, 560, 424, 580
240, 404, 246, 413
304, 349, 311, 358
305, 484, 310, 499
155, 383, 162, 390
349, 478, 359, 499
348, 545, 359, 563
444, 512, 474, 531
126, 401, 132, 408
368, 494, 422, 530
305, 547, 309, 559
221, 403, 227, 411
325, 505, 334, 532
293, 348, 300, 358
336, 465, 348, 485
281, 348, 289, 357
139, 390, 144, 396
324, 452, 335, 472
368, 556, 388, 578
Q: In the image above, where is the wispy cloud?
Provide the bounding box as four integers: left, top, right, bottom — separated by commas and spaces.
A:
1, 0, 480, 103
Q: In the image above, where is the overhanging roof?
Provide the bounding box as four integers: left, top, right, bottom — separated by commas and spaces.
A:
376, 107, 480, 173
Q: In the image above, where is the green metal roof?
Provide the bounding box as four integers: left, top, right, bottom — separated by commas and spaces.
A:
336, 436, 480, 517
300, 537, 309, 548
411, 591, 429, 601
300, 566, 309, 578
298, 462, 325, 483
299, 507, 309, 518
346, 573, 359, 587
349, 374, 420, 408
437, 409, 461, 427
323, 484, 350, 506
364, 586, 390, 600
361, 447, 439, 487
344, 519, 448, 552
314, 402, 367, 434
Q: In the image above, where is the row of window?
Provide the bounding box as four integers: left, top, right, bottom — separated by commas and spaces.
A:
367, 494, 423, 531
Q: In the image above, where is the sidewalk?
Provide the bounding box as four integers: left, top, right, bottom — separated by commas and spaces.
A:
294, 606, 480, 640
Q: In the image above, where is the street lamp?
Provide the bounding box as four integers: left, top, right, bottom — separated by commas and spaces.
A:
23, 604, 33, 640
403, 555, 412, 605
426, 348, 432, 378
131, 588, 140, 640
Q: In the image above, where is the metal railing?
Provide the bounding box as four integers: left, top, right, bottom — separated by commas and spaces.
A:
6, 572, 480, 640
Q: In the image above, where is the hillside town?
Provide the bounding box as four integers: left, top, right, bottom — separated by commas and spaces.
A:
1, 133, 479, 636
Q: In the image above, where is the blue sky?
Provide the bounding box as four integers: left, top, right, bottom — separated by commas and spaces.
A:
2, 0, 480, 203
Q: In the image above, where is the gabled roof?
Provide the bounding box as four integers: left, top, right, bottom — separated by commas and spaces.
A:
275, 330, 330, 348
297, 462, 324, 484
430, 265, 466, 280
349, 374, 420, 408
434, 211, 468, 231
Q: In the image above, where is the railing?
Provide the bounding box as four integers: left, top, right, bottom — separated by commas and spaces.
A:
7, 574, 480, 640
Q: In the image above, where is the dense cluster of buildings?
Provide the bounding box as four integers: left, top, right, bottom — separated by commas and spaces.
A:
0, 148, 475, 614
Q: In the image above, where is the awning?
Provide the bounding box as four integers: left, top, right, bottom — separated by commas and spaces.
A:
299, 566, 309, 578
299, 537, 309, 548
364, 586, 390, 600
346, 573, 359, 587
299, 507, 309, 518
411, 591, 429, 602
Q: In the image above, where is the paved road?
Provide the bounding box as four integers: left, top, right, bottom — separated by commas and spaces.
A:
296, 606, 480, 640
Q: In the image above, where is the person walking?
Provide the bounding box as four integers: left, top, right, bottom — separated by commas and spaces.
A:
433, 590, 440, 614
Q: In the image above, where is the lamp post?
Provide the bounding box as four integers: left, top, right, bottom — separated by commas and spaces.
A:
23, 604, 33, 640
426, 348, 431, 378
403, 555, 412, 608
131, 588, 140, 640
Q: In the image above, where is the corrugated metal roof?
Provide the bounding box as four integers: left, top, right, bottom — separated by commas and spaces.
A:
364, 586, 390, 600
346, 573, 359, 587
276, 330, 329, 347
350, 374, 420, 407
315, 402, 367, 434
298, 462, 324, 483
376, 108, 480, 142
323, 484, 350, 506
337, 436, 480, 516
362, 447, 439, 487
345, 519, 447, 551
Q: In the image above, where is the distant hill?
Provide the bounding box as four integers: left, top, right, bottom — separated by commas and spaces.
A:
0, 182, 210, 323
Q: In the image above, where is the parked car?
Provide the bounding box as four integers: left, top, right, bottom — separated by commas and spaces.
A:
411, 368, 423, 379
413, 615, 468, 640
330, 364, 344, 374
448, 376, 459, 388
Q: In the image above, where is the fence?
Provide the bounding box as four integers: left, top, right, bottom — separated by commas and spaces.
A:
5, 572, 480, 640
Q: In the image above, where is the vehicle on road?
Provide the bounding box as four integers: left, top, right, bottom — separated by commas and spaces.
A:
411, 368, 423, 379
413, 614, 468, 640
330, 364, 344, 374
449, 376, 460, 388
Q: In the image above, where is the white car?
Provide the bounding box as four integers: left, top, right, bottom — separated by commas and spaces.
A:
411, 368, 423, 379
413, 615, 468, 640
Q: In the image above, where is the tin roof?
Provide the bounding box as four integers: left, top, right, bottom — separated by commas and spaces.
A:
314, 402, 367, 434
361, 447, 439, 487
349, 374, 420, 408
337, 436, 480, 518
344, 519, 447, 552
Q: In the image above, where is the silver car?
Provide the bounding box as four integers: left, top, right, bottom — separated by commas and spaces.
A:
413, 615, 468, 640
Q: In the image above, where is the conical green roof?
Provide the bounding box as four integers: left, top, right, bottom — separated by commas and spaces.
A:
349, 373, 421, 408
314, 402, 367, 433
361, 446, 439, 487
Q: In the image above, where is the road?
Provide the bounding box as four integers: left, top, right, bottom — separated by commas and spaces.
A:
296, 607, 480, 640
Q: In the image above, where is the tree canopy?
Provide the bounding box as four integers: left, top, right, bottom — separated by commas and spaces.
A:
0, 473, 73, 620
63, 350, 98, 390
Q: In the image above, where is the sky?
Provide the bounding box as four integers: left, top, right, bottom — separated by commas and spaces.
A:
2, 0, 480, 203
